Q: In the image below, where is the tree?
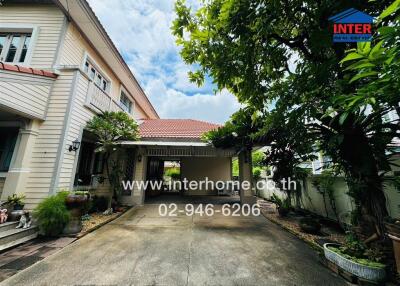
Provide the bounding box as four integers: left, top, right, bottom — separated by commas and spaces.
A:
86, 111, 139, 205
173, 0, 398, 236
339, 0, 400, 115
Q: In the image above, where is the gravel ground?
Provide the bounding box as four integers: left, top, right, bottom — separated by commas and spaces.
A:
259, 201, 345, 247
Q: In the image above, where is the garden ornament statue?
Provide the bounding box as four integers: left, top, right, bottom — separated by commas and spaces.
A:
103, 208, 113, 215
0, 208, 7, 224
16, 212, 32, 229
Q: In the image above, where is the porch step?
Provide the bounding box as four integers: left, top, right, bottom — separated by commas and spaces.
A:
0, 221, 19, 232
0, 226, 38, 252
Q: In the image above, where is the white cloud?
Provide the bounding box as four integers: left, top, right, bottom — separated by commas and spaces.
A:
145, 79, 240, 124
88, 0, 240, 124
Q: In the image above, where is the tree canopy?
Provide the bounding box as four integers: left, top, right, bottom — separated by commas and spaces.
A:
86, 111, 139, 204
173, 0, 400, 235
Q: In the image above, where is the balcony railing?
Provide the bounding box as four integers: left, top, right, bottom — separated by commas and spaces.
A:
86, 81, 124, 114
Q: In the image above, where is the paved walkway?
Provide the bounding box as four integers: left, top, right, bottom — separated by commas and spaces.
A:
1, 199, 346, 285
0, 237, 76, 282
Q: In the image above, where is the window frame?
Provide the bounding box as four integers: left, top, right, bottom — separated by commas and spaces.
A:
81, 54, 112, 94
1, 34, 31, 63
119, 85, 135, 115
0, 25, 39, 65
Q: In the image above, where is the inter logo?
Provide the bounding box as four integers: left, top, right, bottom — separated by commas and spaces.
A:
329, 8, 374, 43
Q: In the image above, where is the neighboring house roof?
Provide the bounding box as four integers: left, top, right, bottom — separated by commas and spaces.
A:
0, 62, 58, 79
139, 119, 221, 141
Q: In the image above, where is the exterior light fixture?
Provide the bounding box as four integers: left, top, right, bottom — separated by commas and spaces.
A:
69, 139, 81, 152
137, 155, 142, 162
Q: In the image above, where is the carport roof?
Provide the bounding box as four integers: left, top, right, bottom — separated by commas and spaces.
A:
139, 119, 220, 141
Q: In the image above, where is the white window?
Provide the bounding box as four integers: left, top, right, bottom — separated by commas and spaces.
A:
0, 33, 31, 63
120, 90, 133, 114
83, 59, 110, 93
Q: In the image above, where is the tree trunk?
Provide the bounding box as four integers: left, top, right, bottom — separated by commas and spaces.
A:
340, 125, 388, 237
362, 178, 388, 235
323, 113, 389, 238
104, 153, 113, 209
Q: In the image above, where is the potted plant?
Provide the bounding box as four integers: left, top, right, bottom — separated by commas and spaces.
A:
323, 233, 386, 283
34, 192, 70, 237
299, 217, 321, 234
271, 194, 290, 217
384, 217, 400, 275
6, 193, 26, 210
63, 190, 90, 235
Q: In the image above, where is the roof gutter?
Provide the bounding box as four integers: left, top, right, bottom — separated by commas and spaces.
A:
119, 141, 212, 147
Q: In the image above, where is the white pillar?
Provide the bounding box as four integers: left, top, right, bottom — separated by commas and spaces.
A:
132, 154, 147, 205
1, 120, 40, 201
238, 149, 256, 205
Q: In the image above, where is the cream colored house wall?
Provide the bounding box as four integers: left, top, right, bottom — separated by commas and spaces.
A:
135, 105, 147, 121
0, 4, 65, 69
0, 71, 54, 120
54, 23, 154, 192
181, 157, 232, 195
0, 3, 155, 208
0, 178, 5, 199
59, 24, 121, 102
24, 72, 76, 209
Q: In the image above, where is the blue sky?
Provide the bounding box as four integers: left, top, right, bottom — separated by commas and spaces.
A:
88, 0, 240, 123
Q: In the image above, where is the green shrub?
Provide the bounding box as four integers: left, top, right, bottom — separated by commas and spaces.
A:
34, 192, 70, 236
340, 232, 366, 258
271, 193, 291, 209
253, 167, 262, 180
6, 193, 26, 206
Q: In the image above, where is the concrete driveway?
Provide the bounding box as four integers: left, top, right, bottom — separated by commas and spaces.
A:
1, 199, 346, 286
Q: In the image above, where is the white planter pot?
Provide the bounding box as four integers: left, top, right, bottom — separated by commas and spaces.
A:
323, 243, 386, 282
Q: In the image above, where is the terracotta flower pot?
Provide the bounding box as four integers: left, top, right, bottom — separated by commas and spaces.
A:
65, 194, 88, 209
63, 194, 89, 235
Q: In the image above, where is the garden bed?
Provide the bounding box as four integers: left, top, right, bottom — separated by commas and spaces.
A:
259, 200, 345, 249
75, 207, 130, 238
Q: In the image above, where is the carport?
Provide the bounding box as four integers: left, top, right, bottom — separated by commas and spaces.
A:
119, 119, 255, 205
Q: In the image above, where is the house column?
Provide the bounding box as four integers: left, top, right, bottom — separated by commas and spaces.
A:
1, 120, 40, 201
132, 153, 147, 205
238, 149, 256, 205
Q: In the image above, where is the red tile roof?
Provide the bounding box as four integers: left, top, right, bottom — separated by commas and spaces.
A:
0, 62, 58, 79
139, 119, 221, 140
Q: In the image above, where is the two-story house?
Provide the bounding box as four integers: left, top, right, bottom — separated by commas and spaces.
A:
0, 0, 159, 210
0, 0, 255, 218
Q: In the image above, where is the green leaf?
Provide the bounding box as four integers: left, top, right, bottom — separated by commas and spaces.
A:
340, 52, 364, 64
339, 112, 349, 125
347, 96, 363, 107
377, 26, 395, 36
369, 97, 376, 105
344, 61, 375, 71
379, 0, 400, 20
349, 71, 379, 83
357, 42, 371, 55
368, 40, 384, 60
